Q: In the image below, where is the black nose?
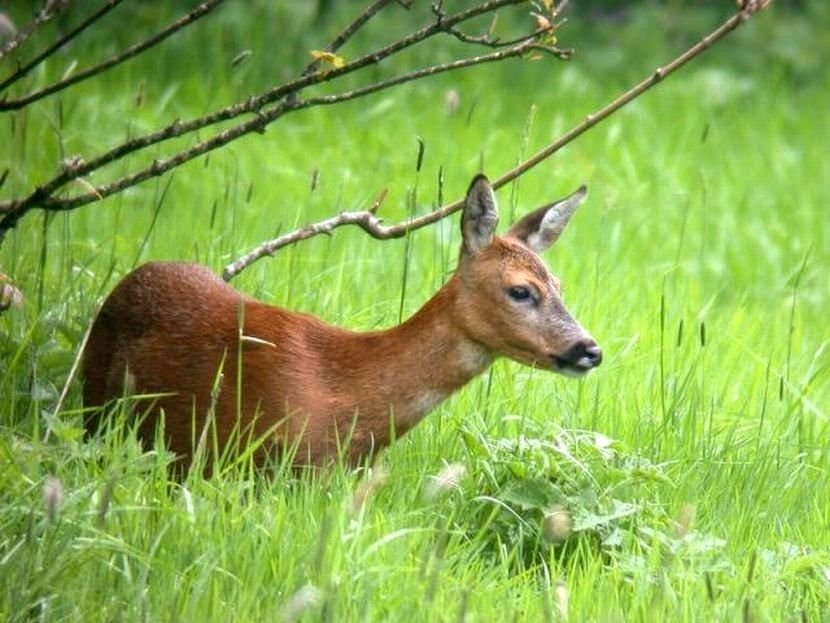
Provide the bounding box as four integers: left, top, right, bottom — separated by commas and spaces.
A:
558, 340, 603, 370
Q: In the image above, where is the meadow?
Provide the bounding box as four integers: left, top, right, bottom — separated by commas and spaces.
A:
1, 2, 828, 621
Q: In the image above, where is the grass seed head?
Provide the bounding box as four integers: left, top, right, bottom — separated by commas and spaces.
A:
445, 89, 460, 114
554, 580, 569, 620
97, 478, 115, 527
279, 583, 322, 623
0, 12, 16, 41
423, 462, 466, 500
43, 475, 65, 522
674, 503, 696, 539
0, 274, 23, 311
351, 465, 389, 513
542, 504, 573, 543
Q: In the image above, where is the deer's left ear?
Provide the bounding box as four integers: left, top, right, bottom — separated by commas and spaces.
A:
461, 174, 499, 256
507, 185, 587, 253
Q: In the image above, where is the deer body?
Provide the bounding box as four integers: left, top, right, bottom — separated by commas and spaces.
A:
82, 176, 601, 469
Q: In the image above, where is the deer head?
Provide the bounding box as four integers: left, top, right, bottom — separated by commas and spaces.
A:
454, 174, 601, 376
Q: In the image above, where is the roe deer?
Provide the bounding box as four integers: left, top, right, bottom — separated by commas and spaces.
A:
82, 175, 601, 469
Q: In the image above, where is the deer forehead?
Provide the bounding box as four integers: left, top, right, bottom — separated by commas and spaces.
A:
492, 237, 558, 288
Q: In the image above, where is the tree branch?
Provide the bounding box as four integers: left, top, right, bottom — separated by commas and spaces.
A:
0, 0, 549, 240
443, 22, 557, 49
301, 0, 399, 77
0, 0, 124, 91
1, 39, 563, 223
222, 0, 774, 281
0, 0, 71, 59
0, 0, 225, 111
298, 39, 570, 108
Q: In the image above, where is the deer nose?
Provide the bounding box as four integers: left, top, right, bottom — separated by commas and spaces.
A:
556, 339, 603, 372
582, 341, 603, 367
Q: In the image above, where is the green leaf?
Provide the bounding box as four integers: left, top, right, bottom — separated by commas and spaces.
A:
573, 499, 638, 532
499, 478, 559, 511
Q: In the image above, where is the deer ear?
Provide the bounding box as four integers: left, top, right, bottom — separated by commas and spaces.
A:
507, 185, 587, 253
461, 174, 499, 256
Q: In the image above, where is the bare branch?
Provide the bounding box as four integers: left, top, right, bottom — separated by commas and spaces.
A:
222, 1, 774, 281
0, 0, 226, 111
0, 1, 526, 212
0, 0, 124, 91
443, 22, 556, 49
223, 212, 385, 282
493, 0, 775, 190
0, 39, 561, 226
0, 0, 540, 237
298, 40, 569, 108
0, 0, 71, 59
24, 101, 289, 215
301, 0, 398, 76
436, 0, 566, 49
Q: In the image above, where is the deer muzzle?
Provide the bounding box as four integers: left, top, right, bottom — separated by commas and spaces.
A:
552, 338, 602, 376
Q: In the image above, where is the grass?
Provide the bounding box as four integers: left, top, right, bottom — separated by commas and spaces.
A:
1, 2, 829, 621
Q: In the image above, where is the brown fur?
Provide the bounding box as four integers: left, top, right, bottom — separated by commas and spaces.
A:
82, 178, 600, 470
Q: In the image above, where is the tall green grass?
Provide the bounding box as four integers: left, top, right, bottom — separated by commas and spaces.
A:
1, 2, 828, 621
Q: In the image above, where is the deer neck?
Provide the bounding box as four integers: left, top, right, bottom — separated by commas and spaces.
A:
333, 275, 493, 435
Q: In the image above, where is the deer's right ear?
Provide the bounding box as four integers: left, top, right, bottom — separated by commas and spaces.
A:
507, 185, 587, 253
461, 175, 499, 256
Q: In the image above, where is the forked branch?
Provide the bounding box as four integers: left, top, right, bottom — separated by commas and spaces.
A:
0, 0, 226, 110
0, 0, 79, 60
222, 0, 774, 281
0, 0, 124, 87
0, 0, 566, 242
301, 0, 398, 76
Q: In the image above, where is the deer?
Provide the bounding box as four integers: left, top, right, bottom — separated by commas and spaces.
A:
81, 175, 602, 471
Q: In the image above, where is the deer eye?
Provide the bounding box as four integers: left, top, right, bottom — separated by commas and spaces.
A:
507, 286, 532, 302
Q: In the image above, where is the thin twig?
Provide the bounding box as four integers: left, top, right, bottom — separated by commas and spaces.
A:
0, 1, 68, 59
491, 0, 775, 191
0, 0, 225, 111
437, 0, 564, 49
298, 40, 568, 108
0, 0, 125, 92
443, 23, 556, 48
301, 0, 398, 77
222, 1, 773, 281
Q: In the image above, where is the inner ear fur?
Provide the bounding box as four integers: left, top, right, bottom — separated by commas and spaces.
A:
460, 174, 499, 256
507, 185, 587, 253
